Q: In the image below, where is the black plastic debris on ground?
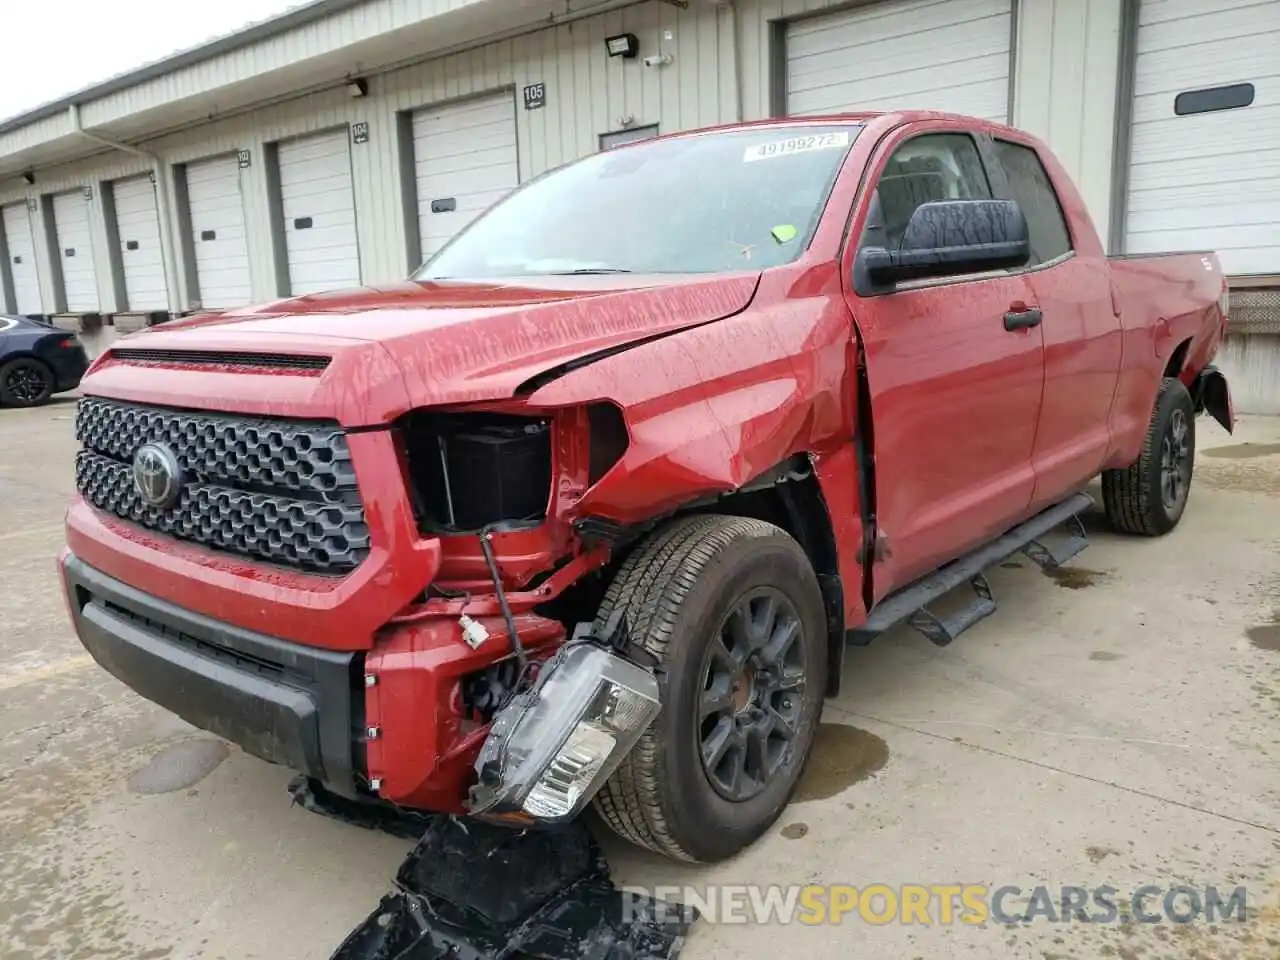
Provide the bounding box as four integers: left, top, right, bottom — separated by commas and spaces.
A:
288, 776, 436, 840
289, 778, 696, 960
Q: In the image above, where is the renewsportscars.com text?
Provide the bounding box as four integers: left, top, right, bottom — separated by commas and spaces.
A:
619, 883, 1249, 926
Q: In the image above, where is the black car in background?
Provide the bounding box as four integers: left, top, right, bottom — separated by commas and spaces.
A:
0, 315, 91, 407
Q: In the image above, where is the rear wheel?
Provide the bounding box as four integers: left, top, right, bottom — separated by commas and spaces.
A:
0, 358, 54, 408
591, 515, 827, 863
1102, 377, 1195, 536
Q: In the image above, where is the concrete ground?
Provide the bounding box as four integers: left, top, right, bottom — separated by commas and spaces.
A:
1, 400, 1278, 960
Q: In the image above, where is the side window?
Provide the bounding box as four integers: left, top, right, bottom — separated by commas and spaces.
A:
992, 140, 1072, 264
861, 133, 992, 251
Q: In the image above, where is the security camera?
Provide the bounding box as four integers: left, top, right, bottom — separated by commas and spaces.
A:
642, 53, 673, 67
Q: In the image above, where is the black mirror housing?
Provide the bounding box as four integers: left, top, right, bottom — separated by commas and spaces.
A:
859, 199, 1031, 288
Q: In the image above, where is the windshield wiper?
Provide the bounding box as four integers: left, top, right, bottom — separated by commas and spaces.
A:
543, 267, 634, 275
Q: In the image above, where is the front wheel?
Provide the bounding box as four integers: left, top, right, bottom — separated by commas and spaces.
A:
591, 515, 827, 863
1102, 377, 1195, 536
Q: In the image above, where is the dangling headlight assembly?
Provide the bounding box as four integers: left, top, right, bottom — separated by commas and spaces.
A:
468, 641, 661, 824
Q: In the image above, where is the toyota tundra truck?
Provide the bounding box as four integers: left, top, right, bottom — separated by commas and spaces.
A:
60, 111, 1233, 864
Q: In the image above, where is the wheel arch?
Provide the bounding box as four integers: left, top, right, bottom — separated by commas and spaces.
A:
557, 453, 849, 696
667, 455, 846, 697
1163, 336, 1193, 380
0, 349, 54, 370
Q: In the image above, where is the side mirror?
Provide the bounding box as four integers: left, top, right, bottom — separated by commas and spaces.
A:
857, 199, 1030, 288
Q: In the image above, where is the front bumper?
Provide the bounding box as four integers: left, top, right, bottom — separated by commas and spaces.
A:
60, 551, 360, 791
59, 549, 573, 811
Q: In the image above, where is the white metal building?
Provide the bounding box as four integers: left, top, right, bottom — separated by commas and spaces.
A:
0, 0, 1276, 408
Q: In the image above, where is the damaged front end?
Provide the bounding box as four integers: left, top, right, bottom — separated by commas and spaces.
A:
360, 398, 636, 811
469, 623, 661, 824
312, 622, 683, 960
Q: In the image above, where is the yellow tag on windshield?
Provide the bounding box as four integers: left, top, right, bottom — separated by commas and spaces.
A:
771, 224, 798, 244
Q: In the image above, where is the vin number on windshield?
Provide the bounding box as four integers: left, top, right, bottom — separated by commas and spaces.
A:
743, 131, 850, 163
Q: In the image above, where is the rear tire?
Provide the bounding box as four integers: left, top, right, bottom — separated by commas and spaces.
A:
0, 358, 54, 408
1102, 377, 1195, 536
591, 515, 827, 863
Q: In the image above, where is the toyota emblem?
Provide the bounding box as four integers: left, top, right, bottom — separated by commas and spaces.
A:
132, 443, 182, 510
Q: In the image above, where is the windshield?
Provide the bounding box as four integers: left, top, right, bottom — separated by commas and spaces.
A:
414, 125, 861, 280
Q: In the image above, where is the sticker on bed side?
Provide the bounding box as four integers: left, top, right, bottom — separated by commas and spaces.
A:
771, 224, 798, 244
743, 131, 850, 163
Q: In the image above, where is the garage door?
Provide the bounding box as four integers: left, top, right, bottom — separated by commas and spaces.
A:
412, 93, 520, 263
1124, 0, 1280, 276
786, 0, 1013, 122
52, 191, 99, 313
277, 130, 361, 296
113, 175, 169, 312
2, 203, 42, 315
185, 155, 252, 309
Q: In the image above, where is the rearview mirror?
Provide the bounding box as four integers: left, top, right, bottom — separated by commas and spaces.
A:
857, 198, 1030, 288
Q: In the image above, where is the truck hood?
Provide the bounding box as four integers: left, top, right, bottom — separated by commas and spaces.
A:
89, 273, 760, 425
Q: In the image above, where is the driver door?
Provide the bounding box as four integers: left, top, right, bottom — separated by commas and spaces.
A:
844, 128, 1046, 604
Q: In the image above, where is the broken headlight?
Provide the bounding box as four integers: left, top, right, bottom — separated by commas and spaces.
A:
469, 642, 661, 823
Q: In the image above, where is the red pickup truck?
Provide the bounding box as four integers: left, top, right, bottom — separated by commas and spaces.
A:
60, 111, 1232, 864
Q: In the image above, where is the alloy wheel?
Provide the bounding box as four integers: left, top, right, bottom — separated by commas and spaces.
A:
1160, 408, 1191, 511
697, 588, 807, 802
5, 364, 48, 404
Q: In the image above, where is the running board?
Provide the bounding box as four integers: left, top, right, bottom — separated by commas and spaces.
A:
850, 491, 1094, 648
1019, 511, 1089, 570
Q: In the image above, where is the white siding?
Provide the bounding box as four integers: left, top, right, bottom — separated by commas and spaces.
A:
412, 92, 520, 264
1013, 0, 1125, 243
76, 0, 502, 130
112, 175, 169, 311
785, 0, 1013, 121
52, 191, 100, 313
1124, 0, 1280, 275
185, 155, 253, 309
738, 0, 1130, 240
0, 0, 737, 303
277, 129, 362, 295
0, 0, 1224, 316
0, 112, 71, 169
1217, 333, 1280, 416
2, 202, 43, 314
0, 150, 151, 313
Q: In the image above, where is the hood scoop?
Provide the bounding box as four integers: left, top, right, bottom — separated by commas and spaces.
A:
109, 348, 332, 374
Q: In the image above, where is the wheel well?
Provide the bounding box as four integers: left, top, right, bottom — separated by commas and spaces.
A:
544, 456, 847, 696
1164, 337, 1193, 380
0, 352, 53, 374
671, 457, 846, 697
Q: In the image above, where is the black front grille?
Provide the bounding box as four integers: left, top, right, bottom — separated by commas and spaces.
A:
75, 397, 370, 573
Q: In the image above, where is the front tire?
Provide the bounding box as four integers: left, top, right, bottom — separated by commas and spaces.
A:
0, 358, 54, 408
1102, 377, 1195, 536
591, 515, 827, 863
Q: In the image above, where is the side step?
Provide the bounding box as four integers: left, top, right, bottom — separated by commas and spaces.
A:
850, 491, 1094, 648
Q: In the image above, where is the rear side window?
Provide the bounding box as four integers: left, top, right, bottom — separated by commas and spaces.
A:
992, 140, 1072, 264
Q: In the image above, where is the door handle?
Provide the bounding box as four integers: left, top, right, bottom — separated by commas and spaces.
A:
1004, 307, 1043, 331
